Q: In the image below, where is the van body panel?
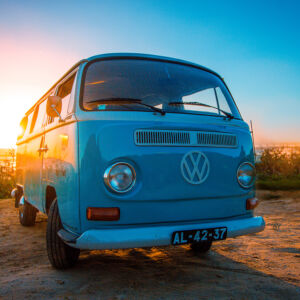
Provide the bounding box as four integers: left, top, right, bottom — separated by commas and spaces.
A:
19, 129, 46, 212
78, 116, 255, 232
43, 119, 81, 234
71, 216, 265, 250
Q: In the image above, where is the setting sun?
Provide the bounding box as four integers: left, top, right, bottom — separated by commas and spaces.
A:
0, 32, 78, 148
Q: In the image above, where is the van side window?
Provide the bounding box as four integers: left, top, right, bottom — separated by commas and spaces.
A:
17, 116, 28, 140
215, 87, 231, 114
67, 72, 77, 114
57, 74, 76, 119
30, 107, 39, 133
25, 112, 34, 136
30, 101, 47, 133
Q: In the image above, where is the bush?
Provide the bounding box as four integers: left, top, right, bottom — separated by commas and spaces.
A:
256, 147, 300, 190
0, 149, 16, 199
256, 175, 300, 190
0, 177, 15, 199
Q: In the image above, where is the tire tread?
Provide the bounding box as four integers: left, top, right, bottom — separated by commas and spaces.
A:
190, 240, 212, 253
19, 200, 36, 226
46, 199, 79, 269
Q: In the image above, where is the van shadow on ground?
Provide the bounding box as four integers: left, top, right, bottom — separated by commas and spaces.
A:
61, 246, 299, 299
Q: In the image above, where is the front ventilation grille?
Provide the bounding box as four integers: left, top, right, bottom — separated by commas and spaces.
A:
197, 132, 237, 147
134, 130, 238, 147
135, 130, 190, 146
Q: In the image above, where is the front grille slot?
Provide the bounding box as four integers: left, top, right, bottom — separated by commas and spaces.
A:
197, 132, 237, 146
135, 130, 237, 147
135, 130, 190, 146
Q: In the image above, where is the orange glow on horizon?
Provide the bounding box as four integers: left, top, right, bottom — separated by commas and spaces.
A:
0, 33, 79, 148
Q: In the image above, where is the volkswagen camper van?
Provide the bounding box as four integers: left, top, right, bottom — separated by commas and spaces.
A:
13, 53, 265, 269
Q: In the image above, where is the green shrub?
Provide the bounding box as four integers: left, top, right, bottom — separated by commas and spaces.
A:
0, 148, 16, 199
257, 175, 300, 190
256, 147, 300, 190
0, 177, 15, 199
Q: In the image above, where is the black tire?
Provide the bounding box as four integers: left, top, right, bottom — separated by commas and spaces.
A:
46, 199, 80, 269
190, 240, 212, 253
19, 199, 37, 226
14, 189, 21, 208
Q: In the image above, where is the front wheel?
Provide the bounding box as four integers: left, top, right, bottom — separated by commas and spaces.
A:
190, 240, 212, 253
46, 199, 80, 269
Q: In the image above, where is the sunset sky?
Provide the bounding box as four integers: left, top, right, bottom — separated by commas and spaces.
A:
0, 0, 299, 147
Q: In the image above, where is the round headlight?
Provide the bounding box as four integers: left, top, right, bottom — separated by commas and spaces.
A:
104, 163, 136, 193
237, 162, 256, 188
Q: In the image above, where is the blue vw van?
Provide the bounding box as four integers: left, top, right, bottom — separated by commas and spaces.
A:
13, 53, 265, 269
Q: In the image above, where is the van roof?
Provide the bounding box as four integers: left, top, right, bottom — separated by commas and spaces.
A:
25, 53, 222, 116
86, 53, 221, 78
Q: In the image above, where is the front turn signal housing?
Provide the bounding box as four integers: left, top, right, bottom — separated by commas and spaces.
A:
87, 207, 120, 221
246, 197, 259, 210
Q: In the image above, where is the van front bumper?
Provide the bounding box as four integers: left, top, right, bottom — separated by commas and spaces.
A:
67, 216, 265, 250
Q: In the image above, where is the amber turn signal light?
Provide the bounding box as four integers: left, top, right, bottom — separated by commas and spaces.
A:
87, 207, 120, 221
246, 197, 259, 210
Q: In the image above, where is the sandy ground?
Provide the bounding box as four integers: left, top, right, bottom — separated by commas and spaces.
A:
0, 191, 299, 299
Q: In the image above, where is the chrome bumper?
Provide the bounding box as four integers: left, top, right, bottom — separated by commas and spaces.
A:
69, 216, 265, 250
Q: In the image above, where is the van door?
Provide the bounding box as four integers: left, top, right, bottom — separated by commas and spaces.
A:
43, 72, 81, 232
25, 100, 47, 211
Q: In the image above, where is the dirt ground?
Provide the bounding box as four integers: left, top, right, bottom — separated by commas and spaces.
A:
0, 191, 299, 300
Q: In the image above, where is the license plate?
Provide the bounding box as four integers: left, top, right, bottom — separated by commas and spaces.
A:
171, 227, 227, 245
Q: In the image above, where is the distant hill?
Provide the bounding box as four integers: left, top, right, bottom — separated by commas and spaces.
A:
256, 143, 300, 149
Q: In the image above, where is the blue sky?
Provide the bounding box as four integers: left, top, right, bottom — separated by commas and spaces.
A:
0, 0, 299, 146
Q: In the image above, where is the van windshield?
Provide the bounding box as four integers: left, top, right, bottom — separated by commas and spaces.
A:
82, 58, 241, 119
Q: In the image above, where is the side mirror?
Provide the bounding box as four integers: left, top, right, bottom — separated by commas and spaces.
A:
46, 95, 63, 121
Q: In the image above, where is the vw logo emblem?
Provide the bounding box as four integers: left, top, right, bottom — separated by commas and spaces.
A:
181, 151, 210, 185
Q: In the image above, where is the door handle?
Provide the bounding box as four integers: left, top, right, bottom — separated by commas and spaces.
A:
37, 145, 48, 153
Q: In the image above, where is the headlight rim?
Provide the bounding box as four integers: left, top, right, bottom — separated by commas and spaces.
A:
104, 162, 136, 193
237, 162, 256, 189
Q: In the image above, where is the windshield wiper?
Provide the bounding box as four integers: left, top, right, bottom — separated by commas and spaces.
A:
168, 101, 234, 119
87, 98, 166, 115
